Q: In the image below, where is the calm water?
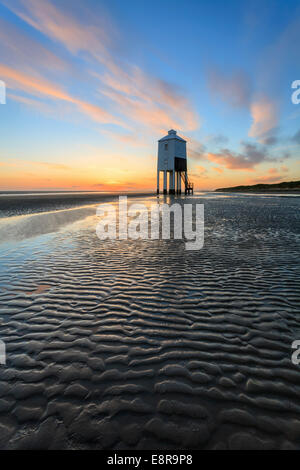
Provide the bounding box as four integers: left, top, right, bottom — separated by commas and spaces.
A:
0, 193, 299, 449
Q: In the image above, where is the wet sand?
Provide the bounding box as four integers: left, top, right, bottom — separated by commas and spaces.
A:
0, 193, 299, 449
0, 191, 152, 218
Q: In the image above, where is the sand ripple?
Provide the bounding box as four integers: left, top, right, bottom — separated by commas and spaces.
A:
0, 195, 299, 449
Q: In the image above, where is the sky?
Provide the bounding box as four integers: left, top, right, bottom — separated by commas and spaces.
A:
0, 0, 299, 191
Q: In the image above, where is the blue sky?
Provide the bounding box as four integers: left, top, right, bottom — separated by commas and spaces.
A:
0, 0, 299, 190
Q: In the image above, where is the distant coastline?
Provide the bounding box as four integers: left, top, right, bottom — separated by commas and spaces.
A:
215, 180, 300, 193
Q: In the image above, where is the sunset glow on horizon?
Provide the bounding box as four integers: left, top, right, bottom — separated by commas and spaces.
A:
0, 0, 299, 191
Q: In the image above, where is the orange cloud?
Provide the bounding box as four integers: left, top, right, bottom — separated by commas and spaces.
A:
0, 160, 70, 170
195, 165, 207, 176
99, 67, 199, 132
280, 165, 289, 172
4, 0, 199, 134
102, 88, 183, 133
206, 151, 255, 170
248, 97, 278, 142
265, 166, 289, 176
2, 0, 111, 58
0, 64, 119, 125
0, 17, 67, 74
246, 165, 290, 185
212, 167, 224, 173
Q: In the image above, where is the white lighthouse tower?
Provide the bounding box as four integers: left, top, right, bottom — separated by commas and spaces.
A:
157, 129, 193, 195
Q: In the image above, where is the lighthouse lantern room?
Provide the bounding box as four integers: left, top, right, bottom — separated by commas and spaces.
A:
157, 129, 193, 195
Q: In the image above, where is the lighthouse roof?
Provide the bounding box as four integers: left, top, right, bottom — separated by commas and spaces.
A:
158, 129, 186, 142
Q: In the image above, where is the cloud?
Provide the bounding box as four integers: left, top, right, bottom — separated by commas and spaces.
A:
195, 165, 207, 176
101, 129, 150, 147
93, 182, 135, 187
266, 166, 288, 175
206, 134, 229, 145
0, 160, 71, 170
244, 164, 289, 184
262, 135, 278, 146
207, 67, 252, 109
242, 13, 300, 146
3, 0, 199, 134
212, 167, 224, 173
248, 97, 278, 143
206, 141, 272, 170
102, 88, 184, 133
206, 63, 280, 145
249, 174, 286, 184
0, 17, 67, 76
98, 67, 199, 132
35, 161, 70, 170
8, 93, 54, 115
0, 64, 120, 125
280, 165, 289, 172
0, 64, 70, 100
1, 0, 112, 60
188, 140, 207, 161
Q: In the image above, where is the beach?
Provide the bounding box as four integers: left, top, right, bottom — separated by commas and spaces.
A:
0, 192, 299, 449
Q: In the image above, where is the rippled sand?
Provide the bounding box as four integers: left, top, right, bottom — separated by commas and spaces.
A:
0, 194, 299, 449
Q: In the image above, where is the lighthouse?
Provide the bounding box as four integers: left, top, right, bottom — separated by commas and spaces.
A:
157, 129, 193, 195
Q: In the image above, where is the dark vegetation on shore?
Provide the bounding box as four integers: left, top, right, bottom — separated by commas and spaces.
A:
215, 180, 300, 193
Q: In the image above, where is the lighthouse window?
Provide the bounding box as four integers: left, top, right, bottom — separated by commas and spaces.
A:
164, 143, 168, 151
